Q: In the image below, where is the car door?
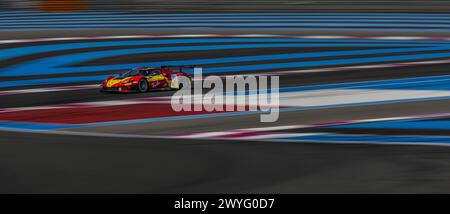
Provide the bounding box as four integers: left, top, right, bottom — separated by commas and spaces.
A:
146, 69, 168, 89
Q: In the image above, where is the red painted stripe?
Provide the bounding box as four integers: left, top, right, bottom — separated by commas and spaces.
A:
0, 103, 262, 124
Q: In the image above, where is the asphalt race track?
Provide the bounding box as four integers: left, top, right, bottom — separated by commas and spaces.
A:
1, 11, 450, 193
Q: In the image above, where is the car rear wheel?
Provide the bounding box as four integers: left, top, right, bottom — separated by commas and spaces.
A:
138, 79, 148, 93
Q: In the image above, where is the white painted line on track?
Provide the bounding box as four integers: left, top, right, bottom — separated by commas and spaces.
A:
2, 34, 450, 45
370, 36, 430, 40
173, 112, 450, 139
174, 131, 244, 138
0, 84, 98, 95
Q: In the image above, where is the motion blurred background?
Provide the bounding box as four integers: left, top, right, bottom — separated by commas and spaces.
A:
3, 0, 450, 12
2, 0, 450, 193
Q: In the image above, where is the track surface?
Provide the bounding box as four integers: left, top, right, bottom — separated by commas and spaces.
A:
1, 11, 450, 193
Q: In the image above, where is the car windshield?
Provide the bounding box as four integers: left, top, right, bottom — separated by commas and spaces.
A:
117, 70, 141, 78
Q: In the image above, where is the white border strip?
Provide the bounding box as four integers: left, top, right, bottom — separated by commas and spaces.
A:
0, 84, 98, 96
174, 112, 450, 139
2, 34, 450, 45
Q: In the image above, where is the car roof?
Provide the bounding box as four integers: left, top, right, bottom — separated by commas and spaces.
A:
132, 67, 159, 71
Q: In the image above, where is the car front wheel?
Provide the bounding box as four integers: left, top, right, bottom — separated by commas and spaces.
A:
138, 79, 148, 93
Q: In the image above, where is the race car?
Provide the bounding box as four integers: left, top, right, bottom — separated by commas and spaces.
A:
101, 66, 193, 93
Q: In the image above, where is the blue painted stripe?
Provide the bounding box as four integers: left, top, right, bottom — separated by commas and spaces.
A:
277, 75, 450, 92
130, 46, 450, 66
1, 12, 449, 15
0, 121, 78, 130
3, 70, 450, 92
8, 19, 450, 24
0, 38, 331, 60
5, 27, 450, 32
1, 13, 450, 18
201, 51, 450, 74
0, 38, 450, 60
227, 75, 450, 97
331, 120, 450, 130
4, 14, 450, 30
276, 134, 450, 144
21, 45, 450, 76
353, 79, 450, 90
5, 23, 450, 28
5, 37, 441, 62
7, 17, 450, 23
5, 42, 436, 76
233, 75, 450, 97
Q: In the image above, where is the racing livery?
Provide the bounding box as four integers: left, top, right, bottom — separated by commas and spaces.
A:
101, 66, 193, 93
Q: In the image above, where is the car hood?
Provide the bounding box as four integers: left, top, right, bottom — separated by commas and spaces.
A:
106, 77, 133, 87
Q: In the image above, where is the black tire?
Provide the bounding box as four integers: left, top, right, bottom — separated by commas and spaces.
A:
138, 79, 148, 93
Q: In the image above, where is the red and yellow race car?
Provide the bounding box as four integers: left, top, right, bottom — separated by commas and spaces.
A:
101, 66, 193, 93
